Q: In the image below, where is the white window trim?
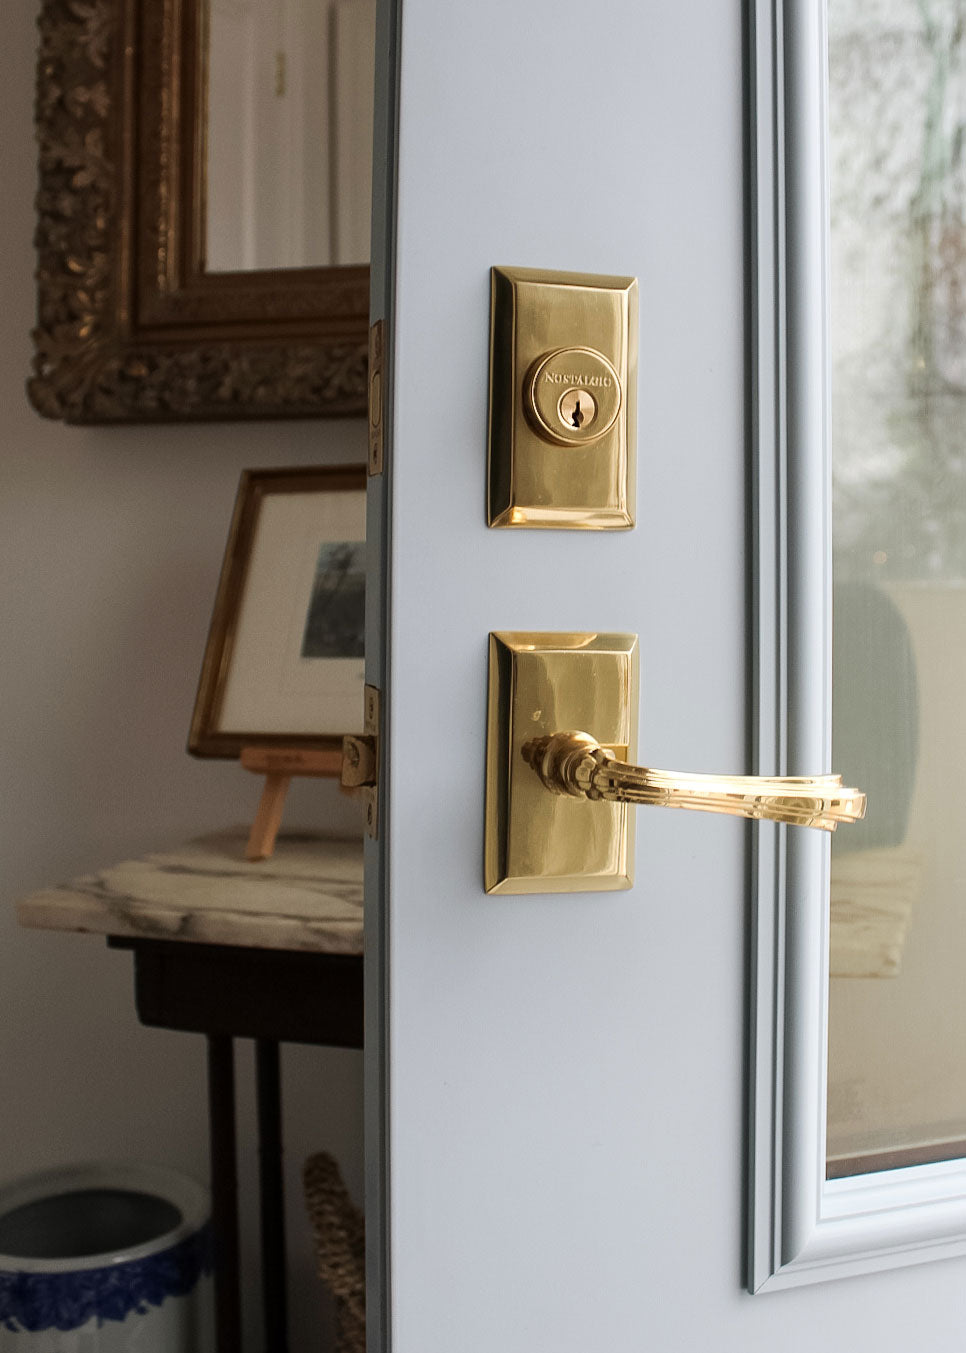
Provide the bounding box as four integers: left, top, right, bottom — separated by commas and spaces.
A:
748, 0, 966, 1292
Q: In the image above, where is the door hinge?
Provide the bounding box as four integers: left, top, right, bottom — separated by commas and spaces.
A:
368, 320, 384, 476
342, 684, 380, 838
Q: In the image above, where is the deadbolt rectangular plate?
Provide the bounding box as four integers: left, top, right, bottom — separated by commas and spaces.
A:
485, 632, 639, 894
488, 267, 638, 530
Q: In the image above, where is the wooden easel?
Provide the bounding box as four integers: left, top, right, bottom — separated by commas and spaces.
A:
241, 746, 344, 861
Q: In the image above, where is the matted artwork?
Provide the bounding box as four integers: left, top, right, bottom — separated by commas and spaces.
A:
189, 466, 366, 758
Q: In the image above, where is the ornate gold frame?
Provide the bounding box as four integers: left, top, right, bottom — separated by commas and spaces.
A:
30, 0, 369, 424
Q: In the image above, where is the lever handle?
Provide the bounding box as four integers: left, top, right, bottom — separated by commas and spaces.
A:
522, 731, 866, 831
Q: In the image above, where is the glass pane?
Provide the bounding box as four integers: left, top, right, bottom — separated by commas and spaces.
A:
827, 0, 966, 1177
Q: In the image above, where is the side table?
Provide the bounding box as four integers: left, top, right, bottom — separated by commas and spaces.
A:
17, 831, 365, 1353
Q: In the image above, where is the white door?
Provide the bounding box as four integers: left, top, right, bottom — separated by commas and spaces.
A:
364, 0, 966, 1348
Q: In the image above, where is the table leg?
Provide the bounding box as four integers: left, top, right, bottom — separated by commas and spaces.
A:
256, 1039, 289, 1353
207, 1036, 242, 1353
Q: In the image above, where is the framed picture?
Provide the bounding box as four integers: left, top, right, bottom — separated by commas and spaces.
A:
189, 466, 367, 758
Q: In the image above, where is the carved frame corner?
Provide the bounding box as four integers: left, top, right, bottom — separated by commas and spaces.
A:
29, 0, 369, 425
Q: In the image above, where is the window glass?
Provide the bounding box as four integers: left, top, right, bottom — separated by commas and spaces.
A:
828, 0, 966, 1178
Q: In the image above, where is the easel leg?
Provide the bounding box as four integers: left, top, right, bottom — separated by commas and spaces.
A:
246, 774, 291, 861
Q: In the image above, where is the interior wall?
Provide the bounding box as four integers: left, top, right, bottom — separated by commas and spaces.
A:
0, 1, 365, 1346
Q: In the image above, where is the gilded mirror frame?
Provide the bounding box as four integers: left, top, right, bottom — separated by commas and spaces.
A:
29, 0, 369, 424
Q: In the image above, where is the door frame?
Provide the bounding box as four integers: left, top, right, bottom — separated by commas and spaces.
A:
748, 0, 966, 1291
363, 0, 398, 1343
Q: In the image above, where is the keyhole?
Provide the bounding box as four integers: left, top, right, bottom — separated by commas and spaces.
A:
557, 388, 597, 434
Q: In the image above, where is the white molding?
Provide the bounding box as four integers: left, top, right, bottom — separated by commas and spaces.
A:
748, 0, 966, 1292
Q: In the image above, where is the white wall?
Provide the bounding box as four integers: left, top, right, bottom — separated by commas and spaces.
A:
0, 0, 364, 1346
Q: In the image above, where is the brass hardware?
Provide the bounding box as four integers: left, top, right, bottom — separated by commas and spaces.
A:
341, 735, 377, 788
368, 320, 385, 476
558, 388, 597, 433
488, 267, 637, 529
524, 346, 621, 447
485, 632, 639, 893
523, 731, 866, 831
484, 633, 866, 895
342, 685, 381, 838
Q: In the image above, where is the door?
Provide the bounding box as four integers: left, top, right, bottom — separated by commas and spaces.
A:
364, 0, 966, 1348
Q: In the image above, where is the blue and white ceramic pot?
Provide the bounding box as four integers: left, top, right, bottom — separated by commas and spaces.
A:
0, 1164, 213, 1352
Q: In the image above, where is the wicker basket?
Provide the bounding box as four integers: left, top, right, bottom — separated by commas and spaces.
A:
302, 1153, 365, 1353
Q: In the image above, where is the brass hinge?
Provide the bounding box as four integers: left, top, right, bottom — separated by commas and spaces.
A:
368, 320, 384, 476
342, 684, 380, 838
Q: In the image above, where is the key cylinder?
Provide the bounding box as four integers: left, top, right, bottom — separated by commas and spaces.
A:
523, 345, 622, 448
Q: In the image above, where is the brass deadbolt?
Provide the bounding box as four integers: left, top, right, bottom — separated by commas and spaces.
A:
487, 266, 638, 528
524, 346, 622, 448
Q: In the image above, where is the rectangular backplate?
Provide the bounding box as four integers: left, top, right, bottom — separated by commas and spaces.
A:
488, 267, 638, 530
485, 632, 639, 894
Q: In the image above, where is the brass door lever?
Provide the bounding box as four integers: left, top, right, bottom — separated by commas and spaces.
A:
522, 731, 866, 832
485, 632, 867, 894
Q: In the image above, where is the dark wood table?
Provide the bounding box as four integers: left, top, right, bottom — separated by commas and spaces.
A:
18, 831, 365, 1353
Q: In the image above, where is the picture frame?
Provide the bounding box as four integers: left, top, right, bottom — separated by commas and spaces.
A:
189, 466, 367, 758
29, 0, 369, 424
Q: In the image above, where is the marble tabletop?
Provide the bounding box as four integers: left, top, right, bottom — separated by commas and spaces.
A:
17, 830, 364, 955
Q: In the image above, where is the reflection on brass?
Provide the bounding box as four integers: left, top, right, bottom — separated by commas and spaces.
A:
368, 320, 384, 476
525, 346, 621, 447
341, 685, 380, 837
485, 632, 639, 894
558, 388, 597, 433
488, 267, 637, 529
29, 0, 368, 424
485, 632, 867, 896
523, 731, 867, 831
